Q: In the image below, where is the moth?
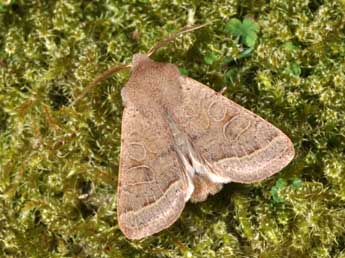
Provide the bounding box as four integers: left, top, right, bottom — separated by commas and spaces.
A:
117, 53, 294, 239
74, 25, 295, 240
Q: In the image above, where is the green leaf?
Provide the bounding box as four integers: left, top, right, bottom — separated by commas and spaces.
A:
271, 178, 287, 203
239, 47, 254, 58
204, 52, 218, 65
179, 67, 189, 76
225, 17, 260, 47
291, 63, 301, 76
292, 179, 302, 189
285, 62, 301, 76
276, 178, 287, 188
244, 31, 257, 47
225, 18, 243, 37
243, 18, 260, 33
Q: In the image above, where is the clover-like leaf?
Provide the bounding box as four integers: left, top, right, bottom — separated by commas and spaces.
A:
225, 18, 243, 37
242, 18, 260, 33
225, 18, 260, 47
243, 31, 257, 48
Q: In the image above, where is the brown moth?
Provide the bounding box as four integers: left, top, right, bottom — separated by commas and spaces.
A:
73, 25, 294, 240
117, 54, 294, 240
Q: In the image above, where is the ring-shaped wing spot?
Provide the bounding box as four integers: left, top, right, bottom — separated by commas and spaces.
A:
128, 142, 147, 161
122, 165, 154, 186
208, 100, 228, 121
223, 115, 252, 142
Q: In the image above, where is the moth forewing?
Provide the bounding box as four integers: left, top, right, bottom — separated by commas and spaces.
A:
117, 59, 190, 240
175, 76, 295, 184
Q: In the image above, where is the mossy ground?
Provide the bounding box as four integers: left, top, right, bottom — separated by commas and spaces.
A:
1, 0, 345, 257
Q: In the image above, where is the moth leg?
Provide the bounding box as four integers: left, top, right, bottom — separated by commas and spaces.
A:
219, 86, 227, 95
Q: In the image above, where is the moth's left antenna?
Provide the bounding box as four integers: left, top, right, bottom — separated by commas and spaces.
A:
70, 63, 131, 106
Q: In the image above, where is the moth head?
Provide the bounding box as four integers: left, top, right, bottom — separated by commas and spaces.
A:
132, 53, 150, 71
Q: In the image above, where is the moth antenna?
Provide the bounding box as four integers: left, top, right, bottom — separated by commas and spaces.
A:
147, 23, 210, 57
71, 63, 131, 106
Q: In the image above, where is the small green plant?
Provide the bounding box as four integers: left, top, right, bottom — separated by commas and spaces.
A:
291, 178, 302, 189
225, 18, 260, 48
271, 178, 303, 204
271, 178, 287, 203
179, 67, 189, 76
203, 52, 218, 65
285, 62, 302, 76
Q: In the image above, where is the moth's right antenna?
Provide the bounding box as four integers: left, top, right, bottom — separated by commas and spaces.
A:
147, 23, 210, 57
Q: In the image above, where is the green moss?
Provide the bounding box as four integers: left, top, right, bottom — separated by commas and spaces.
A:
1, 0, 345, 257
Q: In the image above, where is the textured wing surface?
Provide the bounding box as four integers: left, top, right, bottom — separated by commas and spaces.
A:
174, 77, 294, 183
117, 105, 189, 239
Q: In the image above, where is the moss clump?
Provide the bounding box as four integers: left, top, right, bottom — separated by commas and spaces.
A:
1, 0, 345, 257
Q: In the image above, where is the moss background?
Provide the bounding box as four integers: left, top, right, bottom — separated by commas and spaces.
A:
1, 0, 345, 257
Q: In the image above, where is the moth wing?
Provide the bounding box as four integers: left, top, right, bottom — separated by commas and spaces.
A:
117, 105, 191, 240
175, 76, 295, 183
